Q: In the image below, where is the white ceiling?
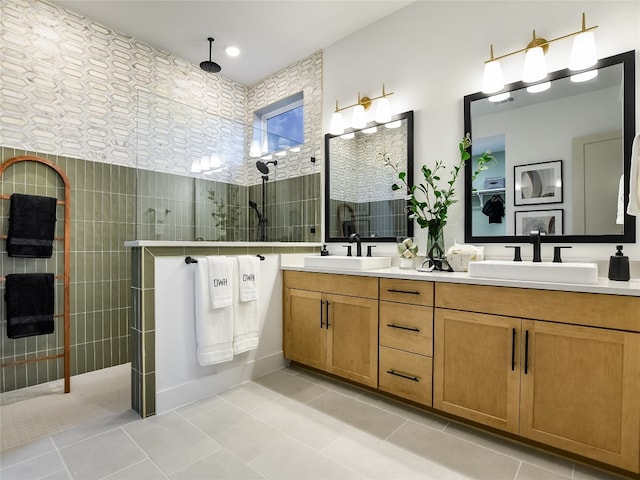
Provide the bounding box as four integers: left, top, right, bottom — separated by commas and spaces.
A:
50, 0, 414, 86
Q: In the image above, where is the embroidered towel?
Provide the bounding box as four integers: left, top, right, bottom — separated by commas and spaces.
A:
233, 256, 260, 354
237, 255, 258, 302
5, 273, 55, 339
207, 256, 233, 309
7, 193, 57, 258
627, 132, 640, 216
194, 257, 234, 365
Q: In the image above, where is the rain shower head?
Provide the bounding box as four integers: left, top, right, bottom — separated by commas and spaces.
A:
256, 160, 277, 174
200, 37, 221, 73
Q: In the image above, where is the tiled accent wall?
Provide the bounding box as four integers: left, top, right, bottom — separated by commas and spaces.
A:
130, 244, 319, 417
248, 174, 321, 242
0, 147, 134, 392
245, 52, 323, 187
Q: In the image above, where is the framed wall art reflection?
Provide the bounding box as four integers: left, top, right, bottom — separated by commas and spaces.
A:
514, 160, 562, 205
515, 209, 564, 236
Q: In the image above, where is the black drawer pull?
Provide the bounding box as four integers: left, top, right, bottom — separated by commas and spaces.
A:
387, 289, 421, 295
387, 323, 420, 333
386, 370, 419, 382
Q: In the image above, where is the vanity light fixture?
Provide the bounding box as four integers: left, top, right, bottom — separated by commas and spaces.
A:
330, 84, 394, 135
481, 12, 598, 93
362, 126, 378, 134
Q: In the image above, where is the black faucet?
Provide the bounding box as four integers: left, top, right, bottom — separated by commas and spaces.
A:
349, 232, 362, 257
530, 230, 542, 262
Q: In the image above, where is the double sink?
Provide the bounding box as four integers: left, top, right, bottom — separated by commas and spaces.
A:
304, 255, 599, 285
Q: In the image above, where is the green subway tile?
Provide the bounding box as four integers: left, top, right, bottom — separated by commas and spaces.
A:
142, 288, 155, 331
143, 372, 156, 417
143, 330, 155, 374
131, 369, 141, 415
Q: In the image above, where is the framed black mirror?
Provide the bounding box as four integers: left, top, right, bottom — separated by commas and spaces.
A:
325, 110, 414, 243
464, 50, 635, 244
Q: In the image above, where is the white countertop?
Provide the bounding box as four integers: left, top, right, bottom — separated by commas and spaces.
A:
281, 258, 640, 297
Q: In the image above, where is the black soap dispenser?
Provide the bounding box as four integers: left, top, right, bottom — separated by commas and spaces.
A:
608, 245, 630, 281
320, 244, 329, 256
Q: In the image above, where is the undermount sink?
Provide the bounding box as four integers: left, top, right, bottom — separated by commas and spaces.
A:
467, 260, 599, 285
304, 255, 392, 270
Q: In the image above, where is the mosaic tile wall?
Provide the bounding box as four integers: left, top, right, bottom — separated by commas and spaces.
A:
0, 147, 134, 392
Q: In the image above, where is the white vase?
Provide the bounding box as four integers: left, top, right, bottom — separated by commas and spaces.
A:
399, 257, 415, 269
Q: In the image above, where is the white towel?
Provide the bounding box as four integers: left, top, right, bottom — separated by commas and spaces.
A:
616, 175, 625, 225
237, 255, 259, 302
207, 256, 233, 309
194, 257, 234, 365
627, 132, 640, 216
233, 256, 260, 354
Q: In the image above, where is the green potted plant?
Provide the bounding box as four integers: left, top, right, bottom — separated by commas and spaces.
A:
383, 134, 495, 270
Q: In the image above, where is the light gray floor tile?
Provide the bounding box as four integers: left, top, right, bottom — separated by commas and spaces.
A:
307, 390, 406, 439
321, 428, 459, 480
52, 410, 140, 449
443, 422, 574, 478
175, 394, 227, 419
0, 437, 56, 469
189, 403, 291, 463
515, 463, 571, 480
0, 451, 66, 480
356, 390, 450, 432
288, 368, 364, 398
251, 396, 352, 450
59, 428, 146, 480
42, 470, 72, 480
388, 421, 521, 480
104, 459, 168, 479
123, 411, 221, 476
217, 382, 282, 412
249, 436, 363, 480
170, 449, 264, 480
573, 463, 629, 479
252, 369, 330, 402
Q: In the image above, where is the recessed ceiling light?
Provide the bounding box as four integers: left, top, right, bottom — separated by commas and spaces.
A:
225, 45, 240, 57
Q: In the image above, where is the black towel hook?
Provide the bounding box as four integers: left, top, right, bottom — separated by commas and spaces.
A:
185, 256, 198, 264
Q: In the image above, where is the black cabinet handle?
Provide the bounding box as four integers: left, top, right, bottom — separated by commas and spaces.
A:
387, 323, 420, 333
524, 330, 529, 374
387, 289, 420, 295
325, 300, 330, 329
319, 300, 324, 328
386, 370, 420, 382
511, 328, 516, 371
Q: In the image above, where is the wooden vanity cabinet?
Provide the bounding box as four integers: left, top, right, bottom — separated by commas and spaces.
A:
434, 283, 640, 473
378, 278, 434, 406
283, 271, 379, 387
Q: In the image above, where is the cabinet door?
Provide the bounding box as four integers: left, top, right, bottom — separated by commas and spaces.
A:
283, 288, 326, 369
326, 293, 378, 387
434, 309, 521, 433
520, 321, 640, 472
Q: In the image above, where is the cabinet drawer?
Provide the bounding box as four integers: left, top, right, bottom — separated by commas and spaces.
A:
380, 302, 433, 356
283, 270, 378, 299
380, 278, 433, 306
379, 346, 432, 406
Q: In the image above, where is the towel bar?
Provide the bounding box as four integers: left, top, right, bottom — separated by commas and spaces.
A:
185, 255, 265, 264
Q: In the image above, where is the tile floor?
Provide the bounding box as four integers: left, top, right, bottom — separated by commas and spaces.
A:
0, 364, 629, 479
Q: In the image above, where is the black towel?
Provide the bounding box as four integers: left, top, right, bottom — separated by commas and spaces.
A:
7, 193, 57, 258
5, 273, 55, 339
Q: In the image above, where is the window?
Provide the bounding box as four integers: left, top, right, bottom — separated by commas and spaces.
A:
254, 92, 304, 155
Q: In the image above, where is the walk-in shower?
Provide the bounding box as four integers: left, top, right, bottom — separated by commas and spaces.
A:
250, 160, 277, 241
